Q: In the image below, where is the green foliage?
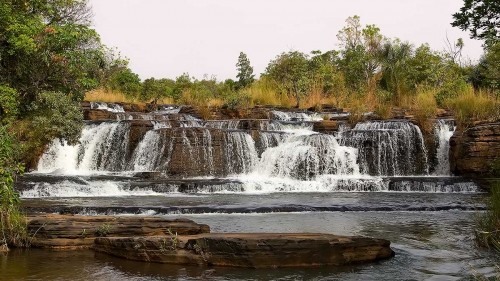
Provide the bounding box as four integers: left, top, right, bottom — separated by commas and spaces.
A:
106, 67, 142, 97
0, 85, 19, 124
0, 0, 110, 106
94, 223, 112, 237
235, 52, 255, 89
141, 78, 175, 104
265, 51, 311, 107
471, 42, 500, 92
0, 126, 26, 250
452, 0, 499, 46
28, 92, 83, 146
476, 182, 500, 252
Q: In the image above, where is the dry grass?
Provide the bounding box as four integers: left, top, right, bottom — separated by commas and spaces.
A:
443, 86, 500, 126
242, 78, 284, 107
410, 88, 438, 133
85, 89, 138, 103
85, 89, 174, 105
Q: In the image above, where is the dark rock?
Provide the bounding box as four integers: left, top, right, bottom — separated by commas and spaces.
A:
94, 233, 394, 268
450, 122, 500, 177
28, 215, 210, 249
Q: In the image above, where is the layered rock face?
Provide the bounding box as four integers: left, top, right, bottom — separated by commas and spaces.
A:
94, 233, 394, 268
450, 122, 500, 176
28, 215, 210, 249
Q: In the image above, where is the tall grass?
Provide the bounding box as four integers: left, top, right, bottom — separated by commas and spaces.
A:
412, 88, 438, 133
85, 89, 174, 105
443, 86, 500, 126
476, 182, 500, 252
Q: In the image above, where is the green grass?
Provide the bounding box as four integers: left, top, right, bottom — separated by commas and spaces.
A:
476, 182, 500, 252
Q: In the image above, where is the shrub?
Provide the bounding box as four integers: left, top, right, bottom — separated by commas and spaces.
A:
0, 86, 20, 125
0, 126, 27, 251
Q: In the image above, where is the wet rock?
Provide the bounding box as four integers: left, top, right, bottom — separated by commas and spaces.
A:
28, 215, 210, 249
312, 120, 342, 134
450, 122, 500, 177
84, 109, 116, 121
94, 233, 394, 268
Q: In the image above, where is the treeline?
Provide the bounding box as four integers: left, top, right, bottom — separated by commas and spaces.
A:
102, 16, 499, 124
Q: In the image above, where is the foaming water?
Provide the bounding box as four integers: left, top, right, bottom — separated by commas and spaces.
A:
20, 180, 161, 198
90, 102, 125, 113
434, 119, 456, 175
339, 120, 429, 176
37, 122, 131, 174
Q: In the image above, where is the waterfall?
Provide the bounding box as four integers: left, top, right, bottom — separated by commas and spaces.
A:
129, 130, 166, 171
90, 102, 125, 113
271, 110, 323, 122
433, 119, 455, 175
204, 120, 241, 130
255, 133, 360, 180
339, 120, 429, 176
37, 122, 131, 173
225, 131, 258, 174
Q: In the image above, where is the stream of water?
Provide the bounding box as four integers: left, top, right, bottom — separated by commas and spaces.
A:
4, 105, 497, 280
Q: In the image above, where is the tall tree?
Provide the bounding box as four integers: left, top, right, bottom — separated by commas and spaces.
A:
452, 0, 499, 45
235, 52, 255, 89
0, 0, 110, 106
265, 51, 310, 107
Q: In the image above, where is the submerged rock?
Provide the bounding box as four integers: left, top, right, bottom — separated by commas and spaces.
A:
94, 233, 394, 268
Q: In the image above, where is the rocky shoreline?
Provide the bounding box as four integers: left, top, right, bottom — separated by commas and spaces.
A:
26, 214, 394, 268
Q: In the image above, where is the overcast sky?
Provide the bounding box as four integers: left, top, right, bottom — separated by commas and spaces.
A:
90, 0, 484, 81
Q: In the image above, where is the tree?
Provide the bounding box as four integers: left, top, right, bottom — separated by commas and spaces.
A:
0, 0, 110, 106
236, 52, 255, 89
337, 16, 384, 92
452, 0, 500, 45
265, 51, 311, 107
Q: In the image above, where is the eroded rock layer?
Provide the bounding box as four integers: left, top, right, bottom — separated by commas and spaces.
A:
94, 233, 394, 268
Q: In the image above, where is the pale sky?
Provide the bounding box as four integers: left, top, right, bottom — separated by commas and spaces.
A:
90, 0, 484, 81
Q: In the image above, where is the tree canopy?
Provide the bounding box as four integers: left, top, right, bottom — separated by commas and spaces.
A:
0, 0, 110, 106
452, 0, 500, 45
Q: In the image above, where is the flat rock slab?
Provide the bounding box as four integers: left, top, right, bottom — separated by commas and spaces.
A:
94, 233, 394, 268
28, 215, 210, 249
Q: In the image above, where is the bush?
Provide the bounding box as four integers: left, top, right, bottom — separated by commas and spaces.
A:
0, 85, 20, 125
0, 126, 27, 251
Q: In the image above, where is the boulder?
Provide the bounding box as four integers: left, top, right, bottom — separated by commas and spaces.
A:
94, 233, 394, 268
450, 122, 500, 177
28, 215, 210, 249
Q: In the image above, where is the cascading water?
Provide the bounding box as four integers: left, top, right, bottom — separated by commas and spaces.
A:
433, 119, 456, 175
38, 122, 131, 173
271, 110, 323, 121
339, 120, 429, 176
255, 132, 359, 180
33, 109, 478, 195
90, 102, 125, 113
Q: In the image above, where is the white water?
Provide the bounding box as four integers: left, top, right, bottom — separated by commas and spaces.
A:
33, 108, 478, 195
339, 121, 429, 176
271, 110, 323, 122
20, 180, 161, 198
90, 102, 125, 113
37, 122, 130, 174
434, 119, 456, 175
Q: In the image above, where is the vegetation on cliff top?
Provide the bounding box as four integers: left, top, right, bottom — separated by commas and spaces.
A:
95, 15, 499, 127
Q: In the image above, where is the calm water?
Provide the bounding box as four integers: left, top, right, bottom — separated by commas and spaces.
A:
1, 192, 498, 281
